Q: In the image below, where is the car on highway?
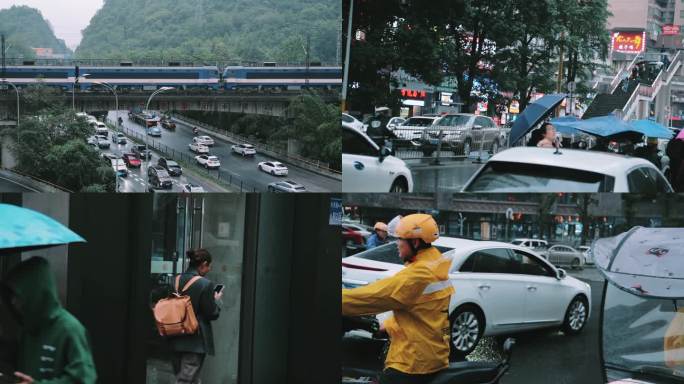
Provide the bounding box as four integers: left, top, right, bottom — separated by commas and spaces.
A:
422, 113, 502, 156
342, 113, 366, 132
110, 158, 128, 177
157, 157, 182, 176
95, 123, 109, 138
392, 116, 439, 140
96, 135, 110, 149
147, 126, 162, 137
87, 136, 98, 146
101, 153, 118, 163
232, 143, 257, 156
462, 147, 674, 193
181, 183, 205, 193
545, 245, 585, 270
342, 122, 413, 193
267, 180, 307, 192
258, 161, 288, 176
148, 165, 173, 190
122, 153, 141, 168
160, 118, 176, 130
132, 144, 152, 160
111, 132, 127, 145
195, 155, 221, 169
342, 237, 591, 356
189, 142, 210, 154
193, 135, 215, 146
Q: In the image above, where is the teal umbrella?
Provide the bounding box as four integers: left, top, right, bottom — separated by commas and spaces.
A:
0, 203, 85, 254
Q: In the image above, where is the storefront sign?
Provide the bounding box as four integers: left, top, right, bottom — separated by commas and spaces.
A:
400, 89, 427, 99
663, 25, 680, 36
440, 92, 452, 106
611, 31, 646, 54
329, 198, 342, 226
509, 100, 520, 114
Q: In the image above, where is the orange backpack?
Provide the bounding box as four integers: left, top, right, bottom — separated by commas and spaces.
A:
153, 275, 202, 337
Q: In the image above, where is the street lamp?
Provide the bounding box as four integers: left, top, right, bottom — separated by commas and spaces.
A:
90, 80, 119, 128
72, 73, 90, 111
144, 86, 175, 192
0, 79, 19, 130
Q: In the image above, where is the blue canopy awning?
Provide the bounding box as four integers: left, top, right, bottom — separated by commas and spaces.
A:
549, 116, 582, 135
628, 119, 674, 139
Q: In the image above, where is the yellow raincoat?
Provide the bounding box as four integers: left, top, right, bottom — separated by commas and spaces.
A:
342, 246, 454, 374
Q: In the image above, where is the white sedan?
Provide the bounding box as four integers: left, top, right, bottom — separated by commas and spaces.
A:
258, 161, 288, 176
182, 183, 205, 193
195, 155, 221, 169
342, 236, 591, 356
462, 147, 673, 193
342, 122, 413, 192
193, 135, 214, 146
232, 143, 257, 156
189, 142, 209, 154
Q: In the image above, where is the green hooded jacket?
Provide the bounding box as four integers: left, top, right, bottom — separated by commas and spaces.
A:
2, 257, 97, 384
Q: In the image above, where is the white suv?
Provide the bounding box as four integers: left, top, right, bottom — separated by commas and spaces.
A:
232, 143, 257, 156
342, 122, 413, 192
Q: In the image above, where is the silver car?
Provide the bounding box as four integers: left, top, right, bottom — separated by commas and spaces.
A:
423, 113, 502, 156
546, 245, 585, 270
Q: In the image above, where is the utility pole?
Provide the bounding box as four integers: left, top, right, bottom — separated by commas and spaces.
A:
2, 34, 5, 80
305, 35, 310, 88
341, 0, 354, 112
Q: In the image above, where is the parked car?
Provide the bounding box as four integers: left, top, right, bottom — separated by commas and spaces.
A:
393, 116, 439, 141
462, 147, 674, 193
232, 143, 257, 156
122, 153, 141, 168
96, 135, 110, 149
267, 180, 307, 192
111, 132, 127, 145
341, 222, 373, 239
342, 122, 413, 192
422, 113, 502, 156
386, 116, 406, 131
546, 245, 585, 270
193, 135, 214, 146
258, 161, 288, 176
195, 155, 221, 169
510, 239, 549, 256
132, 144, 152, 160
342, 113, 366, 132
342, 237, 591, 356
181, 183, 205, 193
160, 118, 176, 130
157, 157, 182, 176
148, 165, 173, 190
189, 142, 209, 154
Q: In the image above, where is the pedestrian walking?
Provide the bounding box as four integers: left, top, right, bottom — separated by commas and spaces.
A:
0, 257, 97, 384
167, 249, 222, 384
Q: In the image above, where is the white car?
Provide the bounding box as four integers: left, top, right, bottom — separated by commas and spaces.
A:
96, 136, 110, 149
386, 116, 406, 130
232, 143, 257, 156
342, 122, 413, 192
578, 245, 593, 264
342, 237, 591, 356
193, 135, 215, 146
195, 155, 221, 169
342, 113, 366, 132
258, 161, 288, 176
181, 183, 205, 193
189, 142, 209, 154
110, 158, 128, 177
462, 147, 673, 193
267, 180, 307, 193
394, 116, 439, 140
511, 238, 549, 255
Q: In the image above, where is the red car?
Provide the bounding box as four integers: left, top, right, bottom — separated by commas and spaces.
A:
342, 225, 366, 256
123, 153, 141, 168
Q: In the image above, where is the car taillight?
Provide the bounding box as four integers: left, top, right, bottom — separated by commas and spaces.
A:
342, 262, 387, 272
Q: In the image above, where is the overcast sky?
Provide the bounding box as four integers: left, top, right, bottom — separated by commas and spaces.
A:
0, 0, 104, 50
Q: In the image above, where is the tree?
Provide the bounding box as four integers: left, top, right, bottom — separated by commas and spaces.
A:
286, 93, 341, 169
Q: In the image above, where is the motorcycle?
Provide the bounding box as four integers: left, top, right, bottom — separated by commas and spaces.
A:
342, 316, 515, 384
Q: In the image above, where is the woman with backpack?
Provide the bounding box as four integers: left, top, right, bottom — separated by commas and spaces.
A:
168, 249, 223, 384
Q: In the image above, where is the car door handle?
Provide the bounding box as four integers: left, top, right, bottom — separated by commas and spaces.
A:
527, 286, 537, 291
353, 161, 365, 170
478, 284, 491, 290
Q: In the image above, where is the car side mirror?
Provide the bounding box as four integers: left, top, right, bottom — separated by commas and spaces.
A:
379, 146, 391, 163
556, 268, 567, 280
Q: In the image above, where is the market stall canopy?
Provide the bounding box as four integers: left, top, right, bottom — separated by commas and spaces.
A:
508, 94, 566, 145
549, 116, 582, 135
0, 203, 85, 254
594, 227, 684, 299
628, 119, 674, 139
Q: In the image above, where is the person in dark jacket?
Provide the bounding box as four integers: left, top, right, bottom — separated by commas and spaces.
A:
667, 135, 684, 192
0, 257, 97, 384
169, 249, 222, 384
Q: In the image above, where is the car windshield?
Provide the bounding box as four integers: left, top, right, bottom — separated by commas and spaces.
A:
511, 240, 523, 245
603, 283, 684, 382
208, 156, 218, 161
464, 161, 614, 192
353, 241, 454, 265
403, 117, 435, 127
438, 115, 471, 127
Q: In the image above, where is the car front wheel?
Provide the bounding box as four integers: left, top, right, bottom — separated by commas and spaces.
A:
449, 304, 484, 358
389, 178, 408, 193
561, 296, 588, 335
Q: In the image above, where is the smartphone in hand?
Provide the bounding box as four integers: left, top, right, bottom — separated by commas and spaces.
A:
214, 284, 225, 295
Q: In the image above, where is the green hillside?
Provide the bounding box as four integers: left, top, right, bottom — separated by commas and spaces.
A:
0, 6, 71, 58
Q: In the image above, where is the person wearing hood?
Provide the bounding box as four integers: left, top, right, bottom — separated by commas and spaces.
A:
168, 248, 222, 384
342, 214, 454, 383
0, 256, 97, 384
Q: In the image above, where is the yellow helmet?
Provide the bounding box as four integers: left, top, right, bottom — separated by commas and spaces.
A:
373, 222, 388, 232
395, 214, 439, 243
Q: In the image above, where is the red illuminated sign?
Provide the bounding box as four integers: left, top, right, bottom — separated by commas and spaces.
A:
663, 25, 680, 36
611, 31, 646, 54
400, 89, 427, 99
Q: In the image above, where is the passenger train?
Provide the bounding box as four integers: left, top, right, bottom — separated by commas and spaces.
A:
0, 64, 342, 91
